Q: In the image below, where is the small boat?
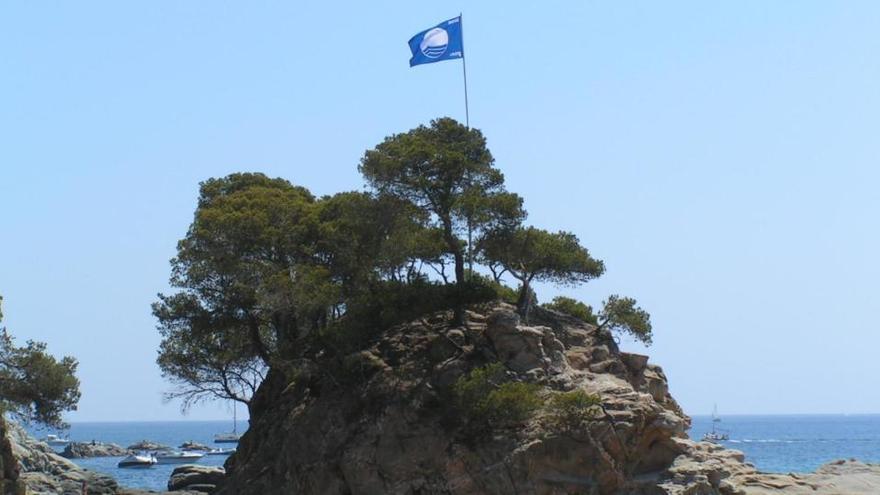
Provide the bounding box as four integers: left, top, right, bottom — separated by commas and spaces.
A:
205, 447, 236, 456
45, 434, 71, 446
213, 432, 241, 443
701, 404, 730, 443
214, 402, 242, 443
154, 451, 205, 464
118, 454, 156, 468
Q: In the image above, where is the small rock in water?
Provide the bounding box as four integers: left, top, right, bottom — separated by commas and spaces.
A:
179, 440, 211, 451
62, 441, 132, 458
126, 440, 170, 451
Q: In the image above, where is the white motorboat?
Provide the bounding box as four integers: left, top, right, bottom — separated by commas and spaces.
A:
154, 451, 205, 464
205, 447, 236, 456
45, 434, 70, 446
701, 404, 730, 443
118, 454, 156, 468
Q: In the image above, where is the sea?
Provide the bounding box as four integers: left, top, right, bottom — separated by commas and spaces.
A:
29, 420, 246, 492
28, 415, 880, 492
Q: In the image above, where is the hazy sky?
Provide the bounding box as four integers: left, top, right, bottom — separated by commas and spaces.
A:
2, 2, 879, 421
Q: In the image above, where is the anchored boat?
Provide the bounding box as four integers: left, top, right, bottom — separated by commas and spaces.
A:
118, 454, 157, 468
701, 404, 730, 443
214, 402, 242, 443
45, 434, 70, 446
154, 451, 205, 464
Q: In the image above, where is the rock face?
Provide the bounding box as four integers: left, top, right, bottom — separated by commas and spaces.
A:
167, 465, 225, 493
218, 304, 691, 494
61, 442, 131, 459
217, 303, 880, 494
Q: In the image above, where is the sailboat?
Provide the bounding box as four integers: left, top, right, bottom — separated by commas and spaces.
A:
701, 404, 729, 443
214, 402, 242, 444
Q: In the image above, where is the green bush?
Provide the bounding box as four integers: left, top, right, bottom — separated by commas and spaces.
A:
453, 363, 542, 433
545, 389, 602, 434
319, 277, 498, 354
467, 273, 520, 305
542, 296, 598, 325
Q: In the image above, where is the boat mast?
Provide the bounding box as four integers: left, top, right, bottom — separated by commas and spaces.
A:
711, 404, 721, 434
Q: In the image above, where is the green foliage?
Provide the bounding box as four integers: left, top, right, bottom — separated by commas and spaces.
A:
154, 173, 317, 409
542, 296, 598, 325
154, 120, 653, 412
545, 390, 602, 434
0, 297, 80, 428
359, 117, 525, 289
453, 363, 542, 433
320, 277, 498, 355
479, 227, 605, 320
466, 273, 519, 305
598, 295, 653, 345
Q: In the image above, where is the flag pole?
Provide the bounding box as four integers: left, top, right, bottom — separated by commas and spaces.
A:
460, 13, 470, 128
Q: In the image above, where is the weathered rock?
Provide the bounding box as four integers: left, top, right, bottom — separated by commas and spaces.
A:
644, 438, 880, 494
217, 303, 689, 494
167, 465, 224, 492
3, 421, 120, 495
62, 442, 131, 459
205, 302, 880, 494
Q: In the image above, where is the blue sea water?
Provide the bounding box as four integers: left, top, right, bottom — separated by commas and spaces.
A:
26, 415, 880, 491
689, 414, 880, 473
30, 420, 246, 492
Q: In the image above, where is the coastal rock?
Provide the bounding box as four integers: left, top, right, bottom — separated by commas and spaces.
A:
167, 465, 224, 492
645, 439, 880, 494
217, 303, 689, 494
126, 440, 169, 451
3, 420, 120, 495
62, 442, 132, 459
179, 441, 211, 452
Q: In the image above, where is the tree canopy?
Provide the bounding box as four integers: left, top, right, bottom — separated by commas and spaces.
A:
0, 295, 80, 428
597, 295, 653, 345
359, 118, 525, 296
479, 227, 605, 320
156, 118, 654, 410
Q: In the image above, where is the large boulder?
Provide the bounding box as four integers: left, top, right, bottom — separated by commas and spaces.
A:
167, 465, 225, 492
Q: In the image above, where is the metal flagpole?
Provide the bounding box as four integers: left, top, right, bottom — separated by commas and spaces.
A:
460, 13, 470, 128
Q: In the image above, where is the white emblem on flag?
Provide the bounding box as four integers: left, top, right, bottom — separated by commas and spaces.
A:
420, 28, 449, 59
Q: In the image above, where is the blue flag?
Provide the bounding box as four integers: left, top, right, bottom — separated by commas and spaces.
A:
408, 16, 464, 67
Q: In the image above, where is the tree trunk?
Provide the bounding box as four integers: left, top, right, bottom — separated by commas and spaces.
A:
517, 279, 533, 323
442, 218, 466, 325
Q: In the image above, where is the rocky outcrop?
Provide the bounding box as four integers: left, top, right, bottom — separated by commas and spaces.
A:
218, 304, 691, 494
167, 465, 224, 493
644, 438, 880, 494
179, 441, 211, 452
61, 442, 131, 459
4, 420, 120, 495
126, 440, 169, 451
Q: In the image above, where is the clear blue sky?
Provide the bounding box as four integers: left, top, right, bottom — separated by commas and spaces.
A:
2, 2, 879, 421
